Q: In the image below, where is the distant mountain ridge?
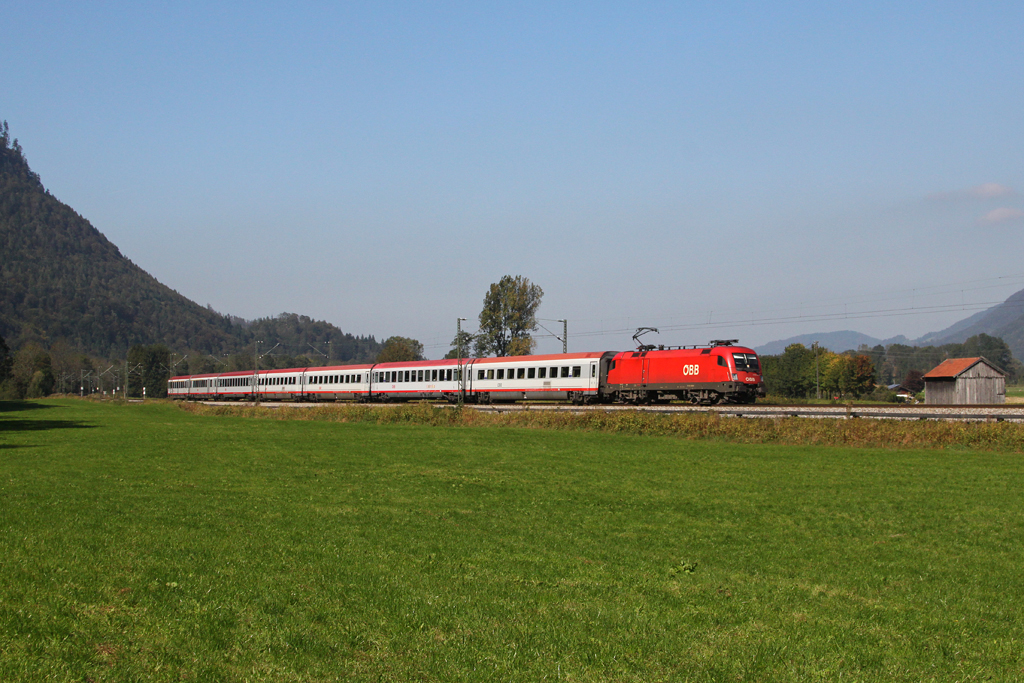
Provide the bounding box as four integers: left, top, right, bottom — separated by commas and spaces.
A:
756, 331, 911, 356
0, 127, 380, 361
757, 288, 1024, 360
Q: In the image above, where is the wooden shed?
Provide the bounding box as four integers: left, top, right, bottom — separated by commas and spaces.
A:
923, 357, 1006, 405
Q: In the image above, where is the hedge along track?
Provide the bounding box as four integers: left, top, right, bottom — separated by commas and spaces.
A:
192, 401, 1024, 422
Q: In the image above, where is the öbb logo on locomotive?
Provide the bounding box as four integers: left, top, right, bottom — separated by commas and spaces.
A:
168, 341, 765, 406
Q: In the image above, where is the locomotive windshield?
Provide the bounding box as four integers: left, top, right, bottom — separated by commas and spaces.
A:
732, 353, 760, 372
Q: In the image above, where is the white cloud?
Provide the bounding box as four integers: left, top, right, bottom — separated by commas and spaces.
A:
978, 207, 1024, 224
928, 183, 1015, 201
969, 183, 1014, 198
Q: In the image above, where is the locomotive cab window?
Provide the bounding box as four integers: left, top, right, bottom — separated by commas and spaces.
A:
732, 353, 760, 372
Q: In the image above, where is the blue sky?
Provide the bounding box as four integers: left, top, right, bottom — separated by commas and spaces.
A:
3, 1, 1023, 355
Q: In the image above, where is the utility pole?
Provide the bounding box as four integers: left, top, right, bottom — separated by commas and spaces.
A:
457, 318, 466, 406
813, 341, 820, 400
254, 340, 261, 405
539, 318, 568, 353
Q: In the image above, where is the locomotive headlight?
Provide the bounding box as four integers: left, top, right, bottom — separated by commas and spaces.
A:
731, 373, 738, 381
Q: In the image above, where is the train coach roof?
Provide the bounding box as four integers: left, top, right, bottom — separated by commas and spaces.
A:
275, 364, 373, 373
470, 352, 606, 365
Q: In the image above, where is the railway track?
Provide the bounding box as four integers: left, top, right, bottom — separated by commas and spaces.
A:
196, 400, 1024, 422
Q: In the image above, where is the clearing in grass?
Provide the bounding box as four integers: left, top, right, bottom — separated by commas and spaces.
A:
1, 399, 1022, 681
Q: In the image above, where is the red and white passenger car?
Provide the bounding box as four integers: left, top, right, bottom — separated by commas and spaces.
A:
168, 342, 764, 405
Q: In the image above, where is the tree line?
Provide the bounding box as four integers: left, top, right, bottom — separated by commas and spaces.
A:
760, 333, 1020, 399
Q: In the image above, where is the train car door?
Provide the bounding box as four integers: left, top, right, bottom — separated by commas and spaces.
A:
640, 353, 651, 387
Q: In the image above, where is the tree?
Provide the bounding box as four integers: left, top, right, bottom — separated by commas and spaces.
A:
49, 340, 77, 394
377, 337, 424, 363
444, 331, 477, 359
474, 275, 544, 357
761, 343, 816, 398
0, 334, 11, 385
11, 344, 53, 398
850, 354, 876, 397
903, 370, 925, 393
127, 344, 171, 398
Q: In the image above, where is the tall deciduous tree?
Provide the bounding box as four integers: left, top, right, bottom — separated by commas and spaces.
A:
377, 337, 424, 363
474, 275, 544, 357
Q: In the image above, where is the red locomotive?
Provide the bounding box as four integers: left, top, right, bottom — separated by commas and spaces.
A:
603, 340, 763, 404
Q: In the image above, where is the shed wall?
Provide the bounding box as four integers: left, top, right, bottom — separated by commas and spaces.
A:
925, 363, 1005, 404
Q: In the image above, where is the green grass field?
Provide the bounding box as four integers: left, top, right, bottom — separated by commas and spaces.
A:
2, 400, 1023, 682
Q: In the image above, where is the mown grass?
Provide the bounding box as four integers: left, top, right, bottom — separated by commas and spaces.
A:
183, 400, 1024, 453
2, 399, 1023, 682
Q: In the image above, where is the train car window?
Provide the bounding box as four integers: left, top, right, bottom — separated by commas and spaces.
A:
486, 369, 494, 380
561, 367, 570, 378
572, 366, 581, 378
417, 370, 423, 382
431, 369, 437, 381
538, 367, 546, 378
591, 365, 596, 377
446, 369, 453, 381
528, 368, 536, 379
516, 368, 524, 379
357, 374, 362, 383
497, 369, 504, 380
550, 366, 558, 378
477, 370, 485, 380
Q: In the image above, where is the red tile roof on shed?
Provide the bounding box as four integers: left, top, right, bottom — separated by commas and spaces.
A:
922, 357, 985, 379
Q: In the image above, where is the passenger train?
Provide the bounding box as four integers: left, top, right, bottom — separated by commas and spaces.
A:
169, 341, 763, 405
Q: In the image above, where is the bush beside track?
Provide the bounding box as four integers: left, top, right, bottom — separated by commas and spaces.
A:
178, 401, 1024, 452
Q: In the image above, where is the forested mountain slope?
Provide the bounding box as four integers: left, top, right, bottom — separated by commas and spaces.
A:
919, 288, 1024, 360
0, 124, 378, 361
